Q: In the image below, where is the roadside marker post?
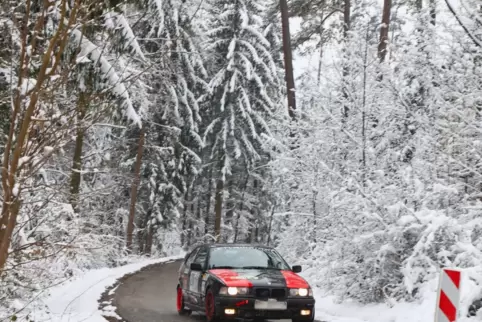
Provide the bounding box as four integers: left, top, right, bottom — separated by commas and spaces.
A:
435, 268, 462, 322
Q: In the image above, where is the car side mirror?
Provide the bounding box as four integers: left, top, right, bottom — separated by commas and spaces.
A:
191, 263, 203, 271
292, 265, 302, 273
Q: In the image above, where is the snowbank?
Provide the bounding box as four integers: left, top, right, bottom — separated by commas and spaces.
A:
4, 255, 183, 322
313, 274, 481, 322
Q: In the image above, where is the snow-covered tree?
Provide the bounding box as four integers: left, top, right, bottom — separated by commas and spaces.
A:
117, 0, 210, 253
202, 0, 282, 240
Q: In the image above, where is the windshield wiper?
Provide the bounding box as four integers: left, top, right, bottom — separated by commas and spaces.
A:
241, 266, 281, 270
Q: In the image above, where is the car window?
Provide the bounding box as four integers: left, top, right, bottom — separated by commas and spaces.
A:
192, 247, 208, 269
185, 247, 200, 267
208, 247, 291, 270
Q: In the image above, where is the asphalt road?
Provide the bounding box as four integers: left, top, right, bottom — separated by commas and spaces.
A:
113, 260, 311, 322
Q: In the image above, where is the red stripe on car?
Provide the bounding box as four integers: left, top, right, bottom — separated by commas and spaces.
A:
281, 270, 309, 288
208, 269, 253, 287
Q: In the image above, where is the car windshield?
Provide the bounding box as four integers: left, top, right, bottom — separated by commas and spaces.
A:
208, 246, 291, 270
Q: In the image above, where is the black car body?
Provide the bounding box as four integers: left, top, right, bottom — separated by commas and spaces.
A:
176, 243, 315, 322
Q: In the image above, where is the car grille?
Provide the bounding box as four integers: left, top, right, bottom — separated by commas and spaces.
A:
254, 287, 286, 299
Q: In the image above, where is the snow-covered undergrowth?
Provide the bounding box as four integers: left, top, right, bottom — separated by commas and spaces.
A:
310, 277, 482, 322
279, 207, 482, 321
0, 255, 183, 322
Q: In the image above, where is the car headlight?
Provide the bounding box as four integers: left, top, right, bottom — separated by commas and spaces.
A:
289, 288, 313, 297
219, 286, 250, 296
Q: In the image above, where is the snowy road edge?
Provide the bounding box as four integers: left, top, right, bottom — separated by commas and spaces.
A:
98, 256, 184, 321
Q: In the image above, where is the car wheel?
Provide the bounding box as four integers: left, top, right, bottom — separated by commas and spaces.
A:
176, 286, 192, 316
205, 289, 219, 322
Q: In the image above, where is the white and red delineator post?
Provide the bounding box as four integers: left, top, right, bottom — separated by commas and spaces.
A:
435, 268, 462, 322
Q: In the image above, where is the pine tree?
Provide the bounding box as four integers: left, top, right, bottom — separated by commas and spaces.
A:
128, 0, 208, 252
203, 0, 281, 241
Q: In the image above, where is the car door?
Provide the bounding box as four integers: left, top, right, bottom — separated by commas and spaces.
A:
180, 247, 200, 292
188, 246, 209, 305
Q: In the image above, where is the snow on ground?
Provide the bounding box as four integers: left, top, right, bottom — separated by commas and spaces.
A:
314, 291, 436, 322
312, 278, 478, 322
4, 252, 478, 322
21, 255, 183, 322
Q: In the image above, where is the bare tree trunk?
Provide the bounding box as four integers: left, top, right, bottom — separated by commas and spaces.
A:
378, 0, 392, 63
343, 0, 351, 39
181, 189, 189, 248
144, 223, 154, 255
430, 0, 436, 26
196, 190, 202, 241
234, 172, 250, 242
69, 92, 87, 212
214, 177, 224, 242
246, 179, 258, 243
205, 167, 213, 236
224, 180, 234, 242
361, 27, 369, 186
311, 190, 317, 243
0, 199, 21, 271
341, 0, 351, 119
266, 204, 276, 246
138, 208, 151, 254
246, 209, 256, 243
126, 128, 145, 252
188, 192, 195, 246
280, 0, 297, 119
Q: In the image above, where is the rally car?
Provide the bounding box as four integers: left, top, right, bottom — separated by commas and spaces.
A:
176, 243, 315, 322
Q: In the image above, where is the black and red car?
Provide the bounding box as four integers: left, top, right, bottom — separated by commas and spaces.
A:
176, 243, 315, 322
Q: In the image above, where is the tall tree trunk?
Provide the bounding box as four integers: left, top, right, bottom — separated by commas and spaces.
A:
246, 209, 256, 243
181, 189, 189, 248
0, 199, 21, 272
362, 27, 369, 185
144, 223, 154, 256
430, 0, 436, 26
343, 0, 351, 39
0, 91, 37, 272
138, 208, 151, 254
205, 167, 213, 236
126, 128, 145, 252
266, 204, 276, 246
69, 92, 87, 212
224, 180, 234, 242
311, 190, 317, 243
341, 0, 351, 119
214, 176, 224, 242
234, 172, 250, 242
196, 189, 202, 241
280, 0, 297, 119
188, 192, 195, 246
378, 0, 392, 63
246, 179, 258, 243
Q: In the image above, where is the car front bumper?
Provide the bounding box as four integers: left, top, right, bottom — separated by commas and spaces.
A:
215, 296, 315, 320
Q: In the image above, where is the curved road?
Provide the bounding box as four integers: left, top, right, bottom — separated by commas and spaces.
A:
113, 260, 319, 322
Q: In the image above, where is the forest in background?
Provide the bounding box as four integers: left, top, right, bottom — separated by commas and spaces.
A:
1, 0, 482, 319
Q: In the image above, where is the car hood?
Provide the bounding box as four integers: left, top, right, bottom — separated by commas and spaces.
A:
208, 268, 309, 288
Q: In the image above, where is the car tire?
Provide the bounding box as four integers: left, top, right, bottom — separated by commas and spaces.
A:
176, 286, 192, 316
205, 289, 219, 322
